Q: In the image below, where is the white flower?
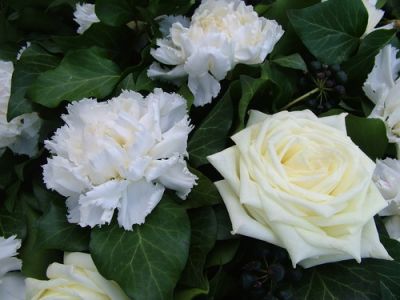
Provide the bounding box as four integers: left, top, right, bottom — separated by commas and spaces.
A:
148, 0, 284, 107
384, 216, 400, 241
373, 158, 400, 216
0, 60, 41, 157
43, 89, 197, 230
208, 110, 391, 268
25, 252, 129, 300
16, 42, 31, 61
0, 235, 25, 300
73, 3, 100, 34
363, 45, 400, 145
321, 0, 391, 36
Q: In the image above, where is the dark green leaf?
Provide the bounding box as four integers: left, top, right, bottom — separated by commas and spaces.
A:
90, 195, 190, 300
188, 84, 235, 167
206, 239, 240, 268
346, 115, 388, 160
237, 75, 267, 130
294, 262, 380, 299
95, 0, 136, 26
183, 168, 221, 209
0, 208, 27, 239
174, 287, 208, 300
179, 207, 217, 291
263, 62, 297, 111
288, 0, 368, 64
214, 204, 233, 240
36, 200, 90, 251
29, 47, 121, 107
20, 204, 61, 279
343, 29, 396, 85
8, 44, 60, 120
0, 43, 19, 61
272, 53, 308, 72
380, 281, 396, 300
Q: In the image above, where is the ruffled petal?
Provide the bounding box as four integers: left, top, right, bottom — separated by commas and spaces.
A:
0, 273, 25, 300
188, 73, 221, 107
76, 180, 128, 228
117, 179, 165, 229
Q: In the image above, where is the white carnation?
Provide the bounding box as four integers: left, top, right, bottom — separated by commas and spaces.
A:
43, 89, 197, 230
384, 216, 400, 242
16, 42, 31, 61
73, 3, 100, 34
363, 45, 400, 145
148, 0, 284, 107
373, 158, 400, 216
0, 60, 41, 157
0, 235, 25, 300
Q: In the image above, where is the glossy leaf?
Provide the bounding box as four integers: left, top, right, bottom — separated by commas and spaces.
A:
28, 47, 121, 107
288, 0, 368, 64
90, 195, 190, 300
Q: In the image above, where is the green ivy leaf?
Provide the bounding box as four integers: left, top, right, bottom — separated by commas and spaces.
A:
90, 195, 190, 300
36, 200, 90, 252
288, 0, 368, 64
0, 208, 27, 239
206, 239, 240, 268
95, 0, 136, 26
179, 207, 217, 292
343, 29, 396, 85
272, 53, 308, 72
183, 168, 222, 209
381, 281, 396, 300
237, 75, 267, 130
345, 115, 388, 160
8, 44, 60, 120
214, 204, 233, 240
188, 83, 235, 167
294, 262, 380, 299
28, 47, 121, 108
20, 204, 61, 279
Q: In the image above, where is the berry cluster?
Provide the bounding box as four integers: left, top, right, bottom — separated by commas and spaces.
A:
240, 245, 302, 300
299, 61, 348, 114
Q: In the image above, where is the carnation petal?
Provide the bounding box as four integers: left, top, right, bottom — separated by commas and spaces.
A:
77, 180, 128, 228
188, 73, 220, 107
43, 156, 91, 198
0, 235, 22, 277
150, 118, 192, 159
158, 15, 190, 37
156, 157, 198, 199
0, 273, 25, 300
117, 180, 165, 229
384, 215, 400, 241
363, 45, 400, 105
73, 3, 100, 34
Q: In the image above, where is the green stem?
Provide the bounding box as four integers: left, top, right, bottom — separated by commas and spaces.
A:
281, 87, 320, 111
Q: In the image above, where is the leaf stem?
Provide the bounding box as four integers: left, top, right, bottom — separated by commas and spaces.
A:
281, 87, 320, 110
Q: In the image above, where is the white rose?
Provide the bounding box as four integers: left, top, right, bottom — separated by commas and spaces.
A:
208, 110, 391, 268
321, 0, 391, 36
43, 89, 197, 230
148, 0, 284, 107
363, 45, 400, 149
73, 3, 100, 34
0, 235, 25, 300
373, 158, 400, 216
25, 252, 129, 300
0, 59, 41, 157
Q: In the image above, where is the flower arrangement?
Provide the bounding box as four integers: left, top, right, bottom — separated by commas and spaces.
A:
0, 0, 399, 299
